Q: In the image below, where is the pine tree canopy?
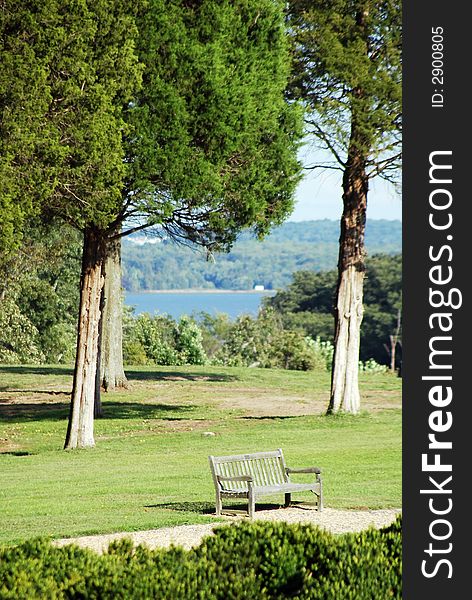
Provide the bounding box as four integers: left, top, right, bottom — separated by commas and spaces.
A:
287, 0, 401, 181
1, 0, 303, 251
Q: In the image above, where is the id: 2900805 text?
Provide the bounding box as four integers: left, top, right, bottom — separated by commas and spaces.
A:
431, 26, 445, 108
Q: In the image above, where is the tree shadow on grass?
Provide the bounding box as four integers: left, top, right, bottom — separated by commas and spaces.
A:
0, 366, 74, 377
0, 365, 237, 384
124, 369, 237, 383
0, 401, 194, 422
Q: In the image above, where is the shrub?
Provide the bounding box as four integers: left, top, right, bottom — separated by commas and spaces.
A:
0, 518, 402, 599
305, 336, 335, 371
194, 518, 402, 599
122, 308, 394, 374
211, 308, 321, 371
175, 316, 207, 365
359, 358, 389, 374
122, 340, 149, 366
0, 298, 44, 364
123, 313, 207, 366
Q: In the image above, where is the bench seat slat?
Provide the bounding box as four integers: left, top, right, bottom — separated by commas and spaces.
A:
220, 483, 320, 495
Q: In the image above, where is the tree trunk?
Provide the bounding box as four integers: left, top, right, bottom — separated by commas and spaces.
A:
94, 286, 104, 418
99, 231, 127, 391
328, 144, 368, 415
64, 228, 106, 449
391, 306, 402, 373
389, 335, 396, 373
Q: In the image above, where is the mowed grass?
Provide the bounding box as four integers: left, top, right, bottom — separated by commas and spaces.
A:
0, 364, 401, 545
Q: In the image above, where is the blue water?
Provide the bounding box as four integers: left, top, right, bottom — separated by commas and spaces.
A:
125, 291, 276, 320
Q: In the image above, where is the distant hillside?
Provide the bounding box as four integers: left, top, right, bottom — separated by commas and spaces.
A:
122, 219, 401, 291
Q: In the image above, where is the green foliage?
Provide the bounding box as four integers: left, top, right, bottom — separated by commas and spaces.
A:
0, 518, 401, 599
306, 337, 335, 371
121, 307, 391, 373
1, 0, 144, 234
362, 253, 402, 364
126, 0, 303, 249
0, 298, 44, 364
195, 517, 402, 599
176, 316, 207, 366
208, 308, 318, 371
121, 220, 402, 291
2, 0, 302, 249
288, 0, 402, 180
0, 0, 50, 261
197, 312, 233, 358
0, 220, 81, 364
123, 313, 179, 366
123, 313, 207, 366
267, 254, 402, 365
122, 308, 319, 371
359, 359, 388, 374
269, 270, 337, 313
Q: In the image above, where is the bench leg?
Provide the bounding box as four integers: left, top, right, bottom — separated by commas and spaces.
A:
248, 487, 255, 519
318, 480, 323, 512
285, 493, 291, 508
215, 491, 222, 516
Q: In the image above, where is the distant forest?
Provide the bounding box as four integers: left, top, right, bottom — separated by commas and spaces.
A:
122, 219, 402, 291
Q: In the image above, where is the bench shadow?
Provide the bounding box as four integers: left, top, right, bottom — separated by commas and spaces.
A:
0, 401, 194, 422
238, 416, 301, 421
145, 501, 287, 515
0, 451, 35, 456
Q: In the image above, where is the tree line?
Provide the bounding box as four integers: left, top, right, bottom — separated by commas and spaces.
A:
0, 234, 401, 371
122, 219, 401, 291
266, 253, 402, 368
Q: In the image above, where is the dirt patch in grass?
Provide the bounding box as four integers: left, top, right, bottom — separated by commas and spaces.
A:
361, 390, 401, 411
213, 389, 400, 417
0, 393, 68, 420
0, 383, 400, 421
216, 394, 327, 416
0, 392, 68, 403
0, 438, 23, 453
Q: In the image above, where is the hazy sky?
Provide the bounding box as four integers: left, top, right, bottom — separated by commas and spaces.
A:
289, 146, 402, 222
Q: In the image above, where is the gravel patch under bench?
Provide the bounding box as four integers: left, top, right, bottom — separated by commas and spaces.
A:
54, 507, 401, 554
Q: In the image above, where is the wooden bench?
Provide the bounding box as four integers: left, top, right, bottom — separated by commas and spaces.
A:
208, 449, 322, 518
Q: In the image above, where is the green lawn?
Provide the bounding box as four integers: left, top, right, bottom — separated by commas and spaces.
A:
0, 365, 401, 545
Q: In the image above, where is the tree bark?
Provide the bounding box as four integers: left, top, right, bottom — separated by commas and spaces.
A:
94, 285, 105, 418
99, 231, 127, 391
328, 142, 368, 415
65, 228, 106, 449
389, 306, 402, 373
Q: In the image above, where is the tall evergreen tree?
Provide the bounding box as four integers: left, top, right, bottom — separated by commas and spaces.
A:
98, 0, 304, 395
288, 0, 401, 413
0, 0, 53, 280
2, 1, 301, 447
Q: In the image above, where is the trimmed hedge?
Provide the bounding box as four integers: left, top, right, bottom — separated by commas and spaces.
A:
0, 517, 401, 599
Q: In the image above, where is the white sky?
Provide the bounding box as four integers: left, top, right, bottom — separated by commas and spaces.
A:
289, 147, 402, 222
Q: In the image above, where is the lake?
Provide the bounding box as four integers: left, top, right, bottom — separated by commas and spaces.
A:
124, 290, 276, 320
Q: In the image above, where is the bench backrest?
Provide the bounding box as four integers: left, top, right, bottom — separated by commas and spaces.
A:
209, 449, 288, 491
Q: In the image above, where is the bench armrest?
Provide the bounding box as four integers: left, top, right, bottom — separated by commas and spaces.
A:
217, 475, 253, 482
286, 467, 321, 475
